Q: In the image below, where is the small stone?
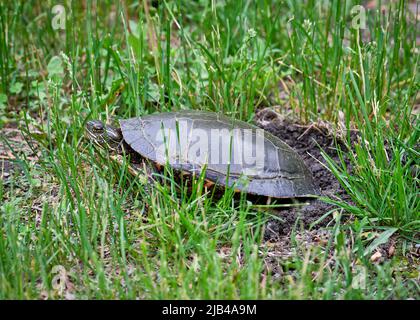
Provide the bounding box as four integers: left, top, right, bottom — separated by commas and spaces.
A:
388, 245, 395, 257
370, 251, 382, 263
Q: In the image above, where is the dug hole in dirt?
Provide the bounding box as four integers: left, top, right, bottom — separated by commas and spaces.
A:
254, 108, 356, 240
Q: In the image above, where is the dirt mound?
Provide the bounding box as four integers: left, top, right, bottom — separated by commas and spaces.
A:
254, 108, 356, 239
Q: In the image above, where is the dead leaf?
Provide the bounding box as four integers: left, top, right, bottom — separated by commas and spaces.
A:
40, 290, 49, 300
65, 292, 76, 300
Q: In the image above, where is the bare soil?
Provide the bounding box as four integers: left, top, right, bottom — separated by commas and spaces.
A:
254, 108, 357, 239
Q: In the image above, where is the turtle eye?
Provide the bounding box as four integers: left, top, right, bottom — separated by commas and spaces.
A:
87, 120, 104, 133
92, 122, 104, 131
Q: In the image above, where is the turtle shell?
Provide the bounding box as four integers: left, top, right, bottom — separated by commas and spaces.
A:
119, 111, 319, 198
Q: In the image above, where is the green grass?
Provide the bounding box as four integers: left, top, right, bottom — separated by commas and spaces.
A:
0, 0, 419, 299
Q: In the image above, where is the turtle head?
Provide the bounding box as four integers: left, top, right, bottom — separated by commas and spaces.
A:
86, 120, 123, 152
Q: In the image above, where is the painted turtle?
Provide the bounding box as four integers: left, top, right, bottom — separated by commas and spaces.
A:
86, 110, 319, 198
